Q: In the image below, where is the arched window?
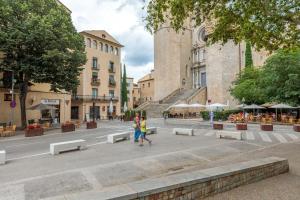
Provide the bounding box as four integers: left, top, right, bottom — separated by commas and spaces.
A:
99, 42, 103, 51
115, 48, 119, 55
110, 46, 114, 53
86, 38, 91, 48
198, 27, 207, 42
92, 40, 97, 49
105, 44, 109, 52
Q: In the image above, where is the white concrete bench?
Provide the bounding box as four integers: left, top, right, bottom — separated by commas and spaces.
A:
147, 127, 157, 134
50, 139, 87, 155
173, 128, 194, 136
216, 131, 242, 140
107, 132, 131, 144
0, 150, 6, 165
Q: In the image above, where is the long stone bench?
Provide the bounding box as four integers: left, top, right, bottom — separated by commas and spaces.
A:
107, 132, 131, 143
0, 150, 6, 165
173, 128, 194, 136
146, 127, 157, 134
216, 130, 242, 140
50, 139, 87, 155
58, 157, 288, 200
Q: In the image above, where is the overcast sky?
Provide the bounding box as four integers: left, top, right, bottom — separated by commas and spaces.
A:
60, 0, 153, 82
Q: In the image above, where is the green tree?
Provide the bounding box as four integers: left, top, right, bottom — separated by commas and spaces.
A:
230, 67, 266, 104
245, 42, 253, 67
145, 0, 300, 51
121, 64, 128, 110
260, 49, 300, 106
0, 0, 86, 128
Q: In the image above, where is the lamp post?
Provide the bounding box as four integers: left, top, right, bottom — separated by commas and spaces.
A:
242, 97, 245, 119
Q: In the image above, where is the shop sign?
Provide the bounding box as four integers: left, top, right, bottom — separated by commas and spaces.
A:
41, 99, 60, 105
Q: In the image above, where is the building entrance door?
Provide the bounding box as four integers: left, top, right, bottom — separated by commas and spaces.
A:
71, 106, 79, 119
89, 106, 100, 120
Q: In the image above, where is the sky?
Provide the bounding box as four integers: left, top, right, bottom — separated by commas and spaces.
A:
60, 0, 154, 82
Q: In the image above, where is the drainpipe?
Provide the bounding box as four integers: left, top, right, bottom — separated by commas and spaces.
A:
238, 43, 242, 77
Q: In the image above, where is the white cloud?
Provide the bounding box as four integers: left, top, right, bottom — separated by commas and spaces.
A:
60, 0, 153, 81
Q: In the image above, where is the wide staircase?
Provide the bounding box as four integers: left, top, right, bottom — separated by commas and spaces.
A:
136, 88, 205, 118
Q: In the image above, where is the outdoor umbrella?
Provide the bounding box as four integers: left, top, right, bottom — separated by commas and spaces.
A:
270, 103, 295, 121
171, 103, 190, 108
171, 103, 189, 118
188, 103, 206, 108
123, 102, 128, 112
243, 104, 265, 115
109, 100, 113, 114
27, 103, 57, 110
206, 103, 228, 111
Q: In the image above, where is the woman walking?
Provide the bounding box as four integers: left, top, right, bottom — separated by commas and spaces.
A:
140, 116, 152, 146
133, 113, 141, 142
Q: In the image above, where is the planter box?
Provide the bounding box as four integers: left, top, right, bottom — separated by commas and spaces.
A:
261, 124, 273, 131
236, 123, 247, 130
61, 124, 75, 133
25, 128, 44, 137
87, 121, 97, 129
293, 124, 300, 132
213, 123, 223, 130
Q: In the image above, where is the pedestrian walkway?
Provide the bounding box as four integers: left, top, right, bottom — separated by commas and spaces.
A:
202, 130, 299, 144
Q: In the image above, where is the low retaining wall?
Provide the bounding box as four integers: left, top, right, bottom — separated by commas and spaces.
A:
58, 157, 289, 200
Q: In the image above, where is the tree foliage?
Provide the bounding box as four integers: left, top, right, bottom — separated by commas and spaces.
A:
145, 0, 300, 51
230, 67, 266, 104
260, 49, 300, 106
0, 0, 86, 127
245, 42, 253, 67
231, 49, 300, 106
121, 64, 128, 109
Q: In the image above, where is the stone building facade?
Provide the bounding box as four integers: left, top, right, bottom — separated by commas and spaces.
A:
71, 30, 123, 121
126, 77, 134, 110
132, 83, 141, 108
154, 22, 269, 107
138, 70, 155, 103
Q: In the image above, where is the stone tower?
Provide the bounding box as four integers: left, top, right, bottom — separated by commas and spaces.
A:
154, 24, 193, 101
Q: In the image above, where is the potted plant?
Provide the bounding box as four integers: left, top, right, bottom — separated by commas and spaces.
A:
25, 124, 44, 137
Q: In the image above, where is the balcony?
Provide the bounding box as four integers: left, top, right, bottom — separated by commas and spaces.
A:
92, 64, 100, 71
108, 80, 116, 87
91, 78, 100, 86
72, 95, 119, 102
108, 68, 115, 73
192, 59, 205, 67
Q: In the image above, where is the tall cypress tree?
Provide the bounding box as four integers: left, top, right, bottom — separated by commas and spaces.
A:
121, 64, 128, 110
245, 41, 253, 67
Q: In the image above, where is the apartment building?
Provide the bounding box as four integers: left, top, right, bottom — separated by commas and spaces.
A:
71, 30, 123, 121
132, 83, 141, 108
137, 70, 155, 104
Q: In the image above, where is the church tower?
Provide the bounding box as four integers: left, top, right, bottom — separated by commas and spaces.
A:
154, 24, 192, 101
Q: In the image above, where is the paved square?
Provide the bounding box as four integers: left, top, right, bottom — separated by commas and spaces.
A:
0, 119, 299, 200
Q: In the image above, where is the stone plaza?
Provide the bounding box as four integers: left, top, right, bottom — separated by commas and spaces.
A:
0, 119, 299, 199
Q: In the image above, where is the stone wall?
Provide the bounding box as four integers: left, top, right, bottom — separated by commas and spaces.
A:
130, 157, 288, 200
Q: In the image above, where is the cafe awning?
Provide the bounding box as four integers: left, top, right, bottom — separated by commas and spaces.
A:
27, 103, 57, 110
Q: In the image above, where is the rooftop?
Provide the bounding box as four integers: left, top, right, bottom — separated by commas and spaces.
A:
81, 30, 124, 47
